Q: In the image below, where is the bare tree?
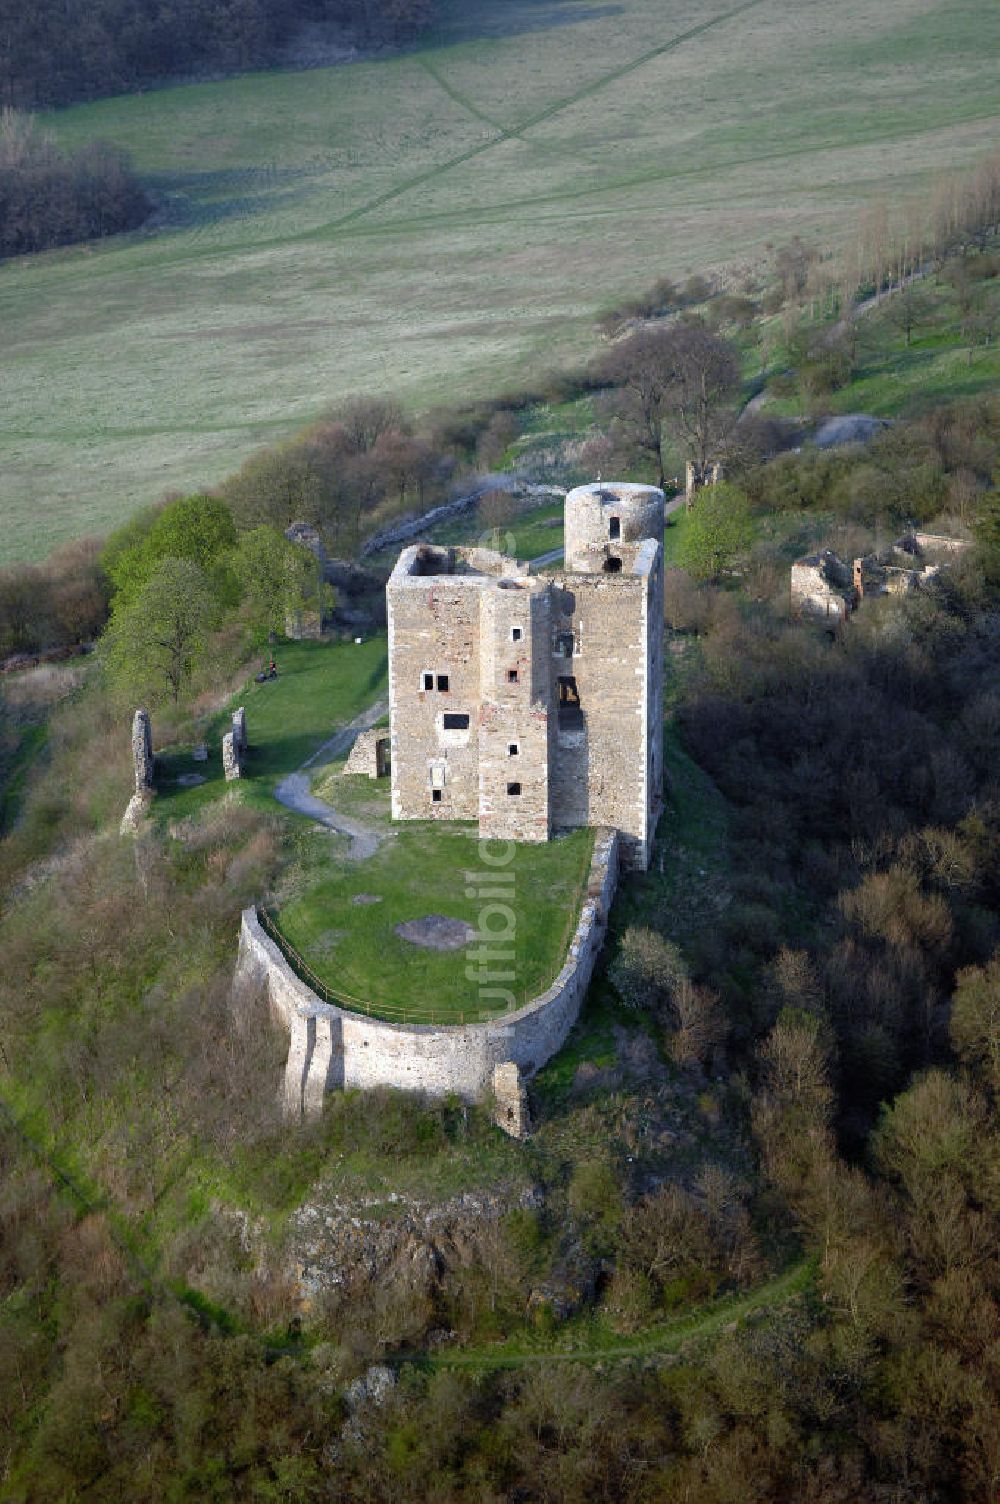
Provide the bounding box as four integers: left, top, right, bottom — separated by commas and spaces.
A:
598, 322, 740, 490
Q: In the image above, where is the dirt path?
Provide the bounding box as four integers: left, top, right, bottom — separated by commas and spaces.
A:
273, 697, 388, 859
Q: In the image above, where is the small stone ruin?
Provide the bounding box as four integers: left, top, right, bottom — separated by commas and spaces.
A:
685, 459, 723, 505
120, 708, 155, 835
791, 531, 971, 627
341, 728, 390, 779
492, 1061, 530, 1140
223, 706, 248, 782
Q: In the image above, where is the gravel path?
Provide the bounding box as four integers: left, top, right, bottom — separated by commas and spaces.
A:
273, 697, 388, 859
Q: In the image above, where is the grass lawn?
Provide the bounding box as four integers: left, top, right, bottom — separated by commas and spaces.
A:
2, 0, 998, 561
759, 273, 1000, 420
154, 635, 388, 823
272, 791, 595, 1023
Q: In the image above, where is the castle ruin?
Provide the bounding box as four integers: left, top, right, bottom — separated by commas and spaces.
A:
386, 482, 665, 871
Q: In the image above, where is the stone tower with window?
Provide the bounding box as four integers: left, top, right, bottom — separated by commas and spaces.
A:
385, 482, 664, 870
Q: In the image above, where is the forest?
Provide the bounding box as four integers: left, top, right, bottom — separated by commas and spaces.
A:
0, 0, 436, 110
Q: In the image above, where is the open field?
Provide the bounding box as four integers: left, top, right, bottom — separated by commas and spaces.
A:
2, 0, 999, 562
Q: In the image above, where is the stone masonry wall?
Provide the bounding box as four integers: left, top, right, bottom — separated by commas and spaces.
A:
547, 569, 651, 868
388, 572, 485, 822
235, 830, 619, 1117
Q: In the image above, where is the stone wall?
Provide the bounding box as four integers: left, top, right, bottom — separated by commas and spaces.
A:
235, 830, 619, 1118
342, 728, 390, 778
790, 552, 852, 624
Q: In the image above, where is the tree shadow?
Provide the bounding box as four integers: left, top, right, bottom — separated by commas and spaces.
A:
431, 1, 624, 46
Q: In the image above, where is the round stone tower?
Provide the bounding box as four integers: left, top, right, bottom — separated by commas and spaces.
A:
563, 481, 665, 572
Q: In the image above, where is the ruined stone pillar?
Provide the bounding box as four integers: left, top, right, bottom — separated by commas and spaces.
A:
132, 709, 154, 791
223, 732, 241, 782
232, 706, 247, 757
121, 709, 155, 835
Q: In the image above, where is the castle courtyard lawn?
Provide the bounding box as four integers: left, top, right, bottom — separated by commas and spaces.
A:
271, 809, 595, 1026
154, 635, 389, 822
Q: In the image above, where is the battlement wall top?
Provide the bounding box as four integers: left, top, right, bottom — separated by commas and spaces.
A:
389, 542, 530, 588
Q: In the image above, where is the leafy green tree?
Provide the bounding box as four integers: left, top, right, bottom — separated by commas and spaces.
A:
103, 557, 216, 704
676, 481, 753, 580
106, 494, 237, 605
230, 526, 331, 645
973, 488, 1000, 585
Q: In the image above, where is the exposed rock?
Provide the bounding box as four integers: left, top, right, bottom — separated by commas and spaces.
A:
812, 413, 889, 449
286, 1185, 543, 1306
351, 893, 383, 906
175, 773, 207, 788
344, 1365, 396, 1412
394, 914, 476, 951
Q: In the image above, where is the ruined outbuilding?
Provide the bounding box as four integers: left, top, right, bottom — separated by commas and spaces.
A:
386, 482, 664, 871
792, 531, 970, 625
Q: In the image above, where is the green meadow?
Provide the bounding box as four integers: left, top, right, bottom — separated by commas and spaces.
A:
2, 0, 999, 560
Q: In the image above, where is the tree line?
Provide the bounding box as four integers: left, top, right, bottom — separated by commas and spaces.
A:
0, 109, 149, 258
0, 0, 437, 110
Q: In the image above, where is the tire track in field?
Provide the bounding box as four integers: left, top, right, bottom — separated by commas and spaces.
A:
310, 0, 773, 237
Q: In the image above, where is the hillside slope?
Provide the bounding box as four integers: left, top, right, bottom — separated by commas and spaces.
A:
2, 0, 999, 560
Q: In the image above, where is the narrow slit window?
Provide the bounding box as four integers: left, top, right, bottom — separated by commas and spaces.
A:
609, 516, 621, 540
507, 669, 519, 684
422, 671, 433, 691
436, 674, 450, 692
507, 782, 521, 796
442, 712, 470, 730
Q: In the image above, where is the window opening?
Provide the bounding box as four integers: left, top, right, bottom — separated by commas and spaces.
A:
603, 555, 622, 574
555, 631, 574, 658
557, 675, 583, 729
422, 671, 433, 691
609, 516, 621, 540
511, 626, 523, 642
436, 674, 450, 692
507, 669, 519, 684
442, 712, 470, 730
508, 743, 519, 757
507, 782, 521, 796
430, 764, 445, 790
431, 789, 442, 803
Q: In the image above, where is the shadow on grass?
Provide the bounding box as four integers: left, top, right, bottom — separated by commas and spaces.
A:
432, 0, 623, 46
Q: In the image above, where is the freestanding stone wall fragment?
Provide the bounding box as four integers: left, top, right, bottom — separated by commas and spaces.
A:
342, 728, 390, 778
132, 709, 154, 791
223, 732, 241, 782
493, 1062, 530, 1139
232, 707, 247, 757
121, 708, 155, 834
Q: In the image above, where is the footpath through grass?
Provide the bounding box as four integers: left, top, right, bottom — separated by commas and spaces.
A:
408, 1257, 815, 1371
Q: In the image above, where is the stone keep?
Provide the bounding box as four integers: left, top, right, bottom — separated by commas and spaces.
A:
386, 482, 664, 871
